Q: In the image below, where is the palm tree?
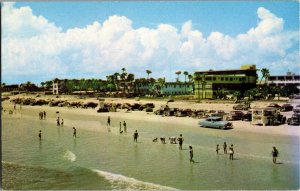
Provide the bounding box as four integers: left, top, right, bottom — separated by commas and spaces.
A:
175, 71, 181, 82
183, 71, 189, 94
259, 68, 270, 85
146, 70, 152, 79
188, 74, 193, 82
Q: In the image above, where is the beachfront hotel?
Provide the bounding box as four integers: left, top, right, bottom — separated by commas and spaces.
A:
267, 71, 300, 89
193, 65, 257, 99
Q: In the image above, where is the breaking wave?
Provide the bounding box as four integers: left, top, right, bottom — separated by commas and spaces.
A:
93, 169, 178, 190
63, 150, 76, 162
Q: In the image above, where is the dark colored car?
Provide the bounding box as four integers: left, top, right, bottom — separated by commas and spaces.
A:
280, 104, 293, 112
227, 111, 244, 120
267, 103, 281, 109
163, 108, 179, 116
287, 113, 300, 125
241, 111, 252, 121
176, 110, 188, 117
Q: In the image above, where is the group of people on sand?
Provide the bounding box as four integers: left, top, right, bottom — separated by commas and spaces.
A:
216, 142, 235, 160
38, 111, 46, 120
56, 117, 64, 127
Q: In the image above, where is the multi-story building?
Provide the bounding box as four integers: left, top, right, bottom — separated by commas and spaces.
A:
194, 65, 257, 99
161, 82, 193, 95
267, 72, 300, 88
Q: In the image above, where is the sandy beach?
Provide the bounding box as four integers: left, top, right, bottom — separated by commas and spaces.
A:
2, 93, 300, 137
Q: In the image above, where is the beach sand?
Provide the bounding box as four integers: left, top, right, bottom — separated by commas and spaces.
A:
2, 94, 299, 137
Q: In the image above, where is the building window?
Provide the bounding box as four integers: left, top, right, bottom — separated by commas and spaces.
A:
213, 77, 216, 81
221, 77, 224, 81
225, 78, 228, 81
205, 77, 212, 81
230, 78, 233, 81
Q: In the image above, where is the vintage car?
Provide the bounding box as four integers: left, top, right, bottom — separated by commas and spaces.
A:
176, 109, 188, 117
163, 108, 179, 116
267, 103, 281, 109
293, 105, 300, 113
280, 104, 293, 112
287, 113, 300, 126
226, 111, 244, 121
241, 111, 252, 121
198, 117, 233, 130
233, 104, 250, 110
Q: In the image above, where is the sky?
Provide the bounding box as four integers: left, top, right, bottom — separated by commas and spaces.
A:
1, 1, 299, 85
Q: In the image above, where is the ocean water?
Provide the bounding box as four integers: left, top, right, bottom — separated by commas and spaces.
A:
2, 108, 299, 190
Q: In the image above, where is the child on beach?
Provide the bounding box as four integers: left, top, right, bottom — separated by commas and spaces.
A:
38, 130, 42, 140
189, 146, 194, 163
272, 146, 279, 164
216, 144, 220, 154
61, 119, 64, 127
73, 127, 76, 138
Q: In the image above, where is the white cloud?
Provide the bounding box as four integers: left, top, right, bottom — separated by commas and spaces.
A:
2, 3, 299, 84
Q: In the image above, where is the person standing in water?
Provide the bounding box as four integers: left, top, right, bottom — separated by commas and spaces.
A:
223, 142, 227, 154
123, 121, 127, 133
272, 146, 279, 164
216, 144, 220, 154
57, 117, 60, 126
73, 127, 76, 138
177, 134, 184, 150
43, 111, 46, 120
61, 119, 64, 127
229, 144, 234, 160
38, 130, 42, 140
133, 130, 138, 142
189, 146, 194, 163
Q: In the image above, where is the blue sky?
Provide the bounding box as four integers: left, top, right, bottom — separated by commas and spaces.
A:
2, 1, 299, 85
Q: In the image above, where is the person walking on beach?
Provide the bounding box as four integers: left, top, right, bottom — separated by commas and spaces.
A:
123, 121, 127, 133
38, 130, 42, 140
57, 117, 60, 126
133, 130, 138, 142
14, 103, 16, 110
43, 111, 46, 120
189, 146, 195, 163
216, 144, 220, 154
223, 142, 227, 154
272, 146, 279, 164
73, 127, 77, 138
229, 144, 234, 160
61, 119, 64, 127
177, 134, 184, 150
107, 116, 111, 126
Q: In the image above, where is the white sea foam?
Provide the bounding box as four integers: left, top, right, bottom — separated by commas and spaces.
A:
63, 150, 76, 162
93, 169, 178, 190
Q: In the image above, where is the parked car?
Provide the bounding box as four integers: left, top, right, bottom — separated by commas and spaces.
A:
280, 104, 293, 112
293, 105, 300, 113
267, 103, 281, 109
163, 108, 179, 116
241, 111, 252, 121
287, 113, 300, 125
233, 104, 250, 110
198, 117, 233, 130
176, 110, 188, 117
226, 111, 244, 121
